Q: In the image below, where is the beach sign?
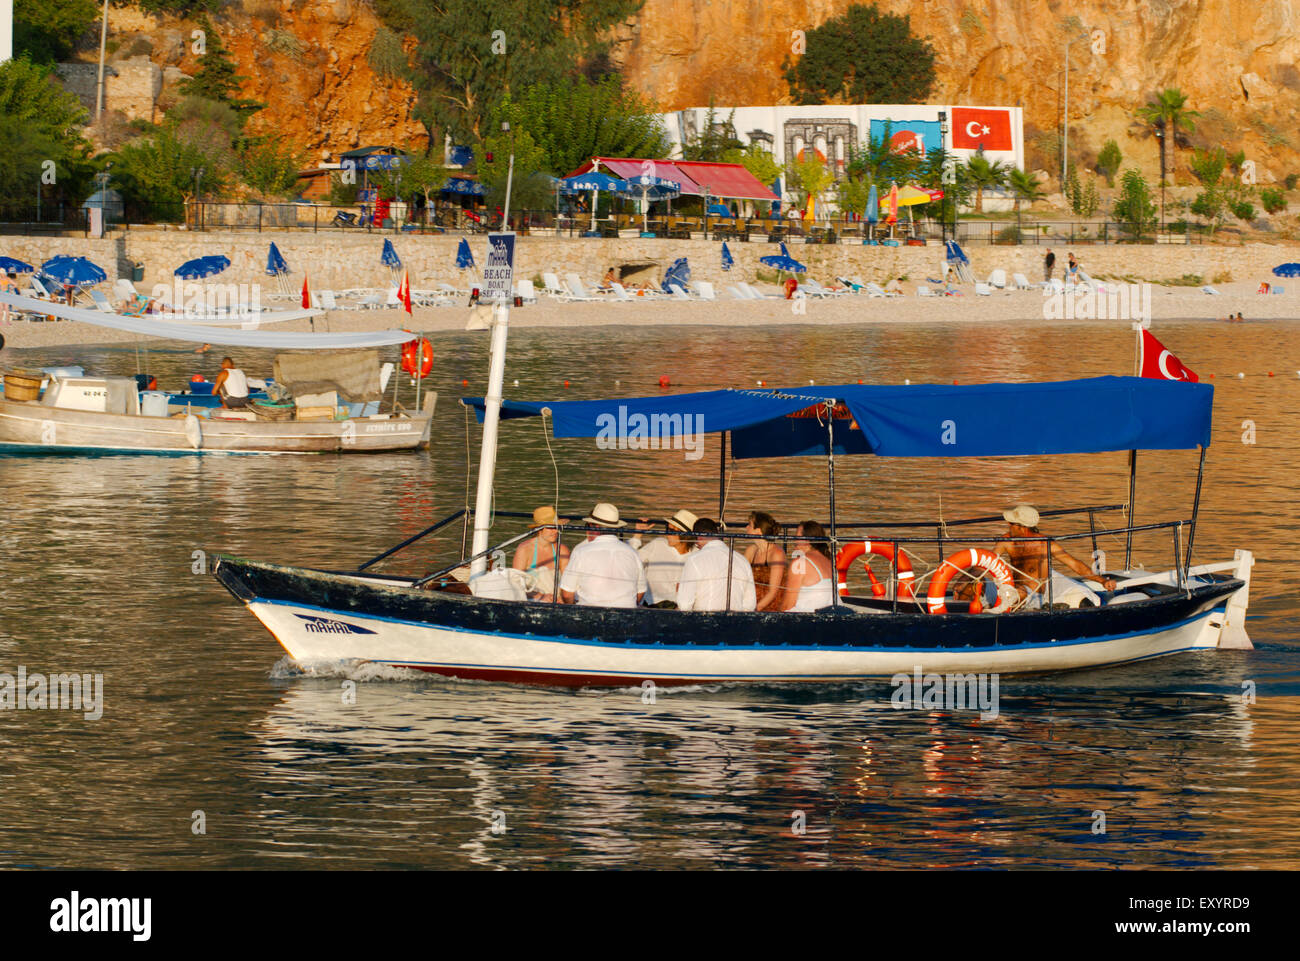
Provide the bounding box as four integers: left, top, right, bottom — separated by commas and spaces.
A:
483, 232, 516, 304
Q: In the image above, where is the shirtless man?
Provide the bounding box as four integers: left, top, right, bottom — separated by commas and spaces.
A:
511, 505, 570, 602
996, 504, 1116, 602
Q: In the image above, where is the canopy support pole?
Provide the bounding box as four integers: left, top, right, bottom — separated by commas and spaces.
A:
1125, 449, 1138, 570
1184, 445, 1207, 578
470, 299, 511, 576
826, 403, 838, 607
717, 431, 727, 520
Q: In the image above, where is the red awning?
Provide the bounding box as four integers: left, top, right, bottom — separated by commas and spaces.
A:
570, 158, 780, 202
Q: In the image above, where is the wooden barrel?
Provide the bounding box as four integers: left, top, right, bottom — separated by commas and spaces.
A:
3, 370, 44, 402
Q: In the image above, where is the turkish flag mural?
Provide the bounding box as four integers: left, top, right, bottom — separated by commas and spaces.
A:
1140, 329, 1199, 382
951, 107, 1013, 151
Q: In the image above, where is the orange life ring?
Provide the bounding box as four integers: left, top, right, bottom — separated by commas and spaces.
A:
401, 336, 434, 378
835, 541, 915, 598
927, 548, 1017, 614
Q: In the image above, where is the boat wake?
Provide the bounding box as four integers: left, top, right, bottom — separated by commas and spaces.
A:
268, 656, 430, 683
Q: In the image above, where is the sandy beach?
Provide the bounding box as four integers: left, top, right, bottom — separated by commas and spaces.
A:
0, 280, 1290, 352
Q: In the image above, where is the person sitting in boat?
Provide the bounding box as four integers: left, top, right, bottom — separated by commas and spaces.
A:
212, 357, 251, 409
629, 509, 697, 607
744, 510, 789, 612
786, 521, 837, 612
512, 505, 570, 603
676, 518, 756, 612
558, 502, 646, 608
994, 504, 1117, 607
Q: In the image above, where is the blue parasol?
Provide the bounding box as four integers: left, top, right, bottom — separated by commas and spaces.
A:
456, 238, 475, 271
759, 241, 805, 275
707, 203, 732, 217
661, 257, 691, 294
265, 242, 288, 276
561, 172, 632, 233
866, 184, 879, 225
1272, 263, 1300, 277
721, 242, 734, 272
174, 255, 231, 279
0, 256, 34, 274
381, 238, 402, 268
40, 255, 107, 287
623, 174, 681, 233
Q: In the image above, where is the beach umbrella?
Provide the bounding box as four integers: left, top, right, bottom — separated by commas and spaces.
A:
879, 184, 936, 209
661, 257, 691, 294
1272, 263, 1300, 277
173, 254, 231, 279
707, 203, 732, 217
561, 172, 632, 233
759, 242, 806, 277
866, 184, 879, 224
265, 242, 290, 294
721, 242, 734, 272
622, 174, 681, 233
40, 255, 107, 288
0, 256, 33, 274
456, 238, 475, 270
381, 238, 402, 284
886, 182, 900, 229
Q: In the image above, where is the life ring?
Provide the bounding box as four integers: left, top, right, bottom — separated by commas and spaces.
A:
927, 548, 1017, 614
400, 337, 434, 378
835, 541, 915, 598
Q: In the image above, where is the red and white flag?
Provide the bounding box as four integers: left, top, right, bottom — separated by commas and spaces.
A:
398, 268, 412, 314
301, 274, 312, 309
1140, 329, 1198, 382
951, 107, 1013, 151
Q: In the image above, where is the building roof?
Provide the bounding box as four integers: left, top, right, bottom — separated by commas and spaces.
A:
570, 158, 779, 201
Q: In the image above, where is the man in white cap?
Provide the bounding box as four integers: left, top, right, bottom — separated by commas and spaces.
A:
995, 504, 1116, 607
559, 503, 646, 607
676, 518, 756, 612
629, 509, 698, 606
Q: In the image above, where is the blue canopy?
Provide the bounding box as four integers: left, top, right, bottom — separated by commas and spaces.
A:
866, 184, 879, 224
760, 241, 805, 274
721, 242, 734, 271
945, 240, 970, 265
442, 177, 485, 196
381, 238, 401, 268
561, 172, 630, 194
0, 256, 33, 274
624, 175, 681, 201
265, 242, 288, 276
464, 377, 1214, 458
1272, 263, 1300, 277
707, 203, 732, 217
174, 255, 231, 279
40, 255, 107, 287
661, 257, 690, 293
456, 238, 475, 270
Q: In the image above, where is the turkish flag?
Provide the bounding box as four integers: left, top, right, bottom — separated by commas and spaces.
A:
952, 107, 1013, 151
301, 274, 311, 309
1140, 329, 1198, 382
398, 268, 412, 314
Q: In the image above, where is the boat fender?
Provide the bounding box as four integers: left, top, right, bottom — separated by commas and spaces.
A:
401, 337, 434, 379
835, 541, 915, 598
927, 549, 1016, 614
184, 413, 203, 450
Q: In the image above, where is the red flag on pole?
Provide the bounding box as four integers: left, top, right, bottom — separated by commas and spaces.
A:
399, 269, 412, 314
1139, 329, 1198, 382
301, 274, 311, 309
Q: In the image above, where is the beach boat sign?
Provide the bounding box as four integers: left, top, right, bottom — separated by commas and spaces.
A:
483, 232, 516, 304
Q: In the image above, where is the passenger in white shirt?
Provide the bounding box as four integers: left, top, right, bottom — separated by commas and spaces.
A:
676, 518, 756, 612
629, 508, 698, 606
559, 502, 646, 608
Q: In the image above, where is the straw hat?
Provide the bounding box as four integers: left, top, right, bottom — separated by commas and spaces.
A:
664, 509, 699, 533
533, 505, 559, 526
1003, 504, 1040, 528
583, 502, 626, 528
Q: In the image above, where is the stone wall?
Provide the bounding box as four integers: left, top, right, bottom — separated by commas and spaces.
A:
56, 57, 163, 123
4, 231, 1294, 293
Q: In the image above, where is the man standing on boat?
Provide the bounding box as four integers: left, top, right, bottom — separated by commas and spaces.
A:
212, 357, 251, 409
676, 518, 756, 612
559, 503, 646, 607
996, 504, 1116, 606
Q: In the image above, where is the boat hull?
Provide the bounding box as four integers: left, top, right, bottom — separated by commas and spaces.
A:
0, 397, 432, 455
214, 557, 1246, 686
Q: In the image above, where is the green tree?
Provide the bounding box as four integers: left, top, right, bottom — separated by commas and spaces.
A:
378, 0, 643, 144
964, 154, 1009, 213
1096, 139, 1122, 186
680, 105, 743, 162
240, 134, 306, 198
179, 17, 264, 124
14, 0, 98, 64
1008, 167, 1045, 231
1112, 168, 1157, 234
784, 3, 936, 104
1135, 88, 1199, 187
111, 124, 231, 216
477, 128, 552, 213
784, 155, 833, 216
1260, 187, 1286, 214
0, 58, 96, 207
722, 142, 783, 191
1190, 146, 1226, 187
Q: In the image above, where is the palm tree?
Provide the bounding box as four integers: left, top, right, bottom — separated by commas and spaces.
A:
1008, 168, 1046, 232
965, 155, 1009, 213
1135, 88, 1199, 187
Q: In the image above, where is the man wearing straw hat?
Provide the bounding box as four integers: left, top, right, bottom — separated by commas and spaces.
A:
559, 503, 646, 607
629, 509, 698, 607
512, 505, 570, 602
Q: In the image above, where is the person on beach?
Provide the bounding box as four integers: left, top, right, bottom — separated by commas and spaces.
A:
676, 518, 756, 612
599, 267, 617, 291
212, 356, 251, 409
745, 510, 789, 612
1044, 249, 1055, 282
1067, 253, 1079, 282
559, 502, 646, 607
0, 273, 18, 324
512, 505, 570, 602
993, 504, 1116, 607
786, 521, 836, 612
629, 509, 697, 607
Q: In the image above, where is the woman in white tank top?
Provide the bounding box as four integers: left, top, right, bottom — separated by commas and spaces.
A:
788, 521, 836, 612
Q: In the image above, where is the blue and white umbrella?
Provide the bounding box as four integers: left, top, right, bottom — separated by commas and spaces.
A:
661, 257, 691, 294
174, 255, 231, 279
0, 256, 33, 274
866, 184, 879, 226
561, 172, 632, 232
759, 242, 805, 276
721, 242, 734, 272
265, 242, 288, 276
40, 255, 107, 288
622, 174, 681, 233
456, 238, 475, 271
1272, 263, 1300, 277
381, 238, 402, 284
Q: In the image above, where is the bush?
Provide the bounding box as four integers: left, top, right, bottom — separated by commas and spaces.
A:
1112, 168, 1157, 233
995, 225, 1022, 244
1096, 139, 1122, 186
1286, 173, 1299, 191
1261, 188, 1286, 214
1230, 200, 1255, 220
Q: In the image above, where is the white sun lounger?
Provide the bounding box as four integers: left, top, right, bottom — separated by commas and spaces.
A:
727, 284, 748, 301
609, 283, 638, 302
863, 281, 900, 298
739, 282, 776, 300
917, 286, 935, 297
564, 273, 602, 302
89, 290, 116, 312
988, 269, 1007, 289
974, 283, 994, 296
1011, 273, 1038, 290
542, 272, 570, 299
517, 279, 538, 304
694, 281, 717, 301
668, 283, 694, 302
801, 278, 843, 298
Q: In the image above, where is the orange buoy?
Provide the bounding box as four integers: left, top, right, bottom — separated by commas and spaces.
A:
400, 337, 434, 379
835, 541, 915, 598
927, 549, 1017, 614
564, 380, 570, 388
191, 374, 204, 383
658, 375, 670, 388
461, 378, 469, 387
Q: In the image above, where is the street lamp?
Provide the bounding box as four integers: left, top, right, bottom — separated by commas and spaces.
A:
500, 120, 515, 230
1154, 127, 1165, 230
938, 110, 949, 243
